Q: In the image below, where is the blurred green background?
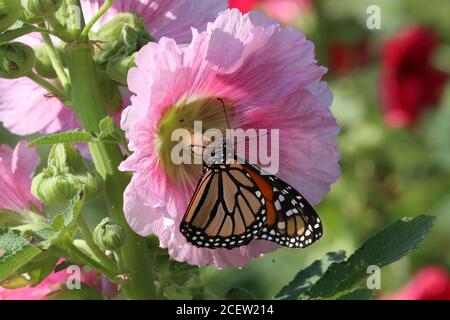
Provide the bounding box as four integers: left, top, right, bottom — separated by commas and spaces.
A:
2, 0, 450, 299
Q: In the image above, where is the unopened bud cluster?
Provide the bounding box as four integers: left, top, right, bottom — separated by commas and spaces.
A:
32, 144, 102, 205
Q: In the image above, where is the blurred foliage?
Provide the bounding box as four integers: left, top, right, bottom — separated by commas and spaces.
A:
1, 0, 450, 299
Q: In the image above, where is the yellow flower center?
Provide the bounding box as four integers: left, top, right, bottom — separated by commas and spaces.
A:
156, 97, 233, 186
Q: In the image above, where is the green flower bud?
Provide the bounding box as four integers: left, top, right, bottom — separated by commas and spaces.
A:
106, 52, 136, 86
34, 44, 58, 79
21, 0, 63, 18
0, 42, 36, 79
92, 13, 154, 64
31, 144, 102, 205
0, 0, 22, 32
93, 218, 126, 251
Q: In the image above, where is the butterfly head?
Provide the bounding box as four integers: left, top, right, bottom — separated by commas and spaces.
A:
188, 128, 230, 167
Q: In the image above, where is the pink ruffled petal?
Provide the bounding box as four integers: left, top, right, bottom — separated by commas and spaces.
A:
0, 141, 41, 213
122, 9, 340, 268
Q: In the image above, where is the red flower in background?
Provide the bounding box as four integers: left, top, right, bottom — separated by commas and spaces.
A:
229, 0, 311, 24
260, 0, 312, 24
228, 0, 261, 13
386, 266, 450, 300
380, 26, 449, 128
327, 40, 371, 75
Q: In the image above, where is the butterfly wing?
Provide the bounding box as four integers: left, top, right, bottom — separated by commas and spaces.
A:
244, 163, 323, 248
180, 162, 267, 249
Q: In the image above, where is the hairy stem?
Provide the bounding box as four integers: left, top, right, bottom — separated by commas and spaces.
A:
46, 14, 76, 43
26, 71, 66, 98
79, 0, 113, 41
65, 42, 155, 299
64, 240, 118, 281
39, 24, 70, 92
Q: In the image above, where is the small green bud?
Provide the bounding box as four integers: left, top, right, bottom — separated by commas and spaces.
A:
34, 44, 58, 78
0, 0, 22, 32
93, 218, 126, 251
106, 52, 136, 86
0, 42, 35, 79
31, 144, 102, 205
92, 13, 154, 64
21, 0, 63, 17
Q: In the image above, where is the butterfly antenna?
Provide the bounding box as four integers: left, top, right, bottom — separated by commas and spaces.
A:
217, 98, 231, 130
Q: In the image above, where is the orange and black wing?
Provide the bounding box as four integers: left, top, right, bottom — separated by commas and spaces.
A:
244, 163, 323, 248
180, 162, 267, 249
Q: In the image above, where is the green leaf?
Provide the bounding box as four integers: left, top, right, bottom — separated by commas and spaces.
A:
46, 283, 104, 300
1, 249, 60, 288
225, 288, 257, 300
48, 192, 85, 246
153, 249, 207, 299
97, 116, 128, 149
54, 260, 77, 273
163, 285, 193, 300
98, 116, 117, 140
303, 215, 435, 299
28, 130, 95, 146
18, 192, 85, 251
27, 118, 128, 149
0, 23, 54, 45
0, 228, 42, 282
168, 260, 200, 286
12, 212, 51, 233
184, 275, 205, 300
275, 251, 346, 300
17, 248, 60, 286
0, 273, 32, 289
0, 209, 27, 227
337, 288, 374, 300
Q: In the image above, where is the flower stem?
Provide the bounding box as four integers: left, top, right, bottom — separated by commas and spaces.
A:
77, 215, 117, 273
26, 71, 66, 98
64, 240, 119, 281
79, 0, 113, 41
39, 24, 70, 92
46, 14, 77, 43
65, 42, 156, 300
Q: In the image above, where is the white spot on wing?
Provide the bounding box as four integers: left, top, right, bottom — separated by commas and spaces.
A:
274, 200, 281, 211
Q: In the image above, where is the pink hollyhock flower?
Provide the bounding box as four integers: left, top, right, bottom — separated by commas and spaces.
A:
121, 9, 340, 268
0, 141, 41, 213
0, 0, 227, 136
230, 0, 311, 24
380, 26, 449, 128
0, 264, 114, 300
384, 266, 450, 300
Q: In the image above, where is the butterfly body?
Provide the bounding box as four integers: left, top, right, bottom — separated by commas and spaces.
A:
180, 140, 323, 250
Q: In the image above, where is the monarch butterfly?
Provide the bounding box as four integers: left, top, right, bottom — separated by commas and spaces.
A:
179, 99, 323, 249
